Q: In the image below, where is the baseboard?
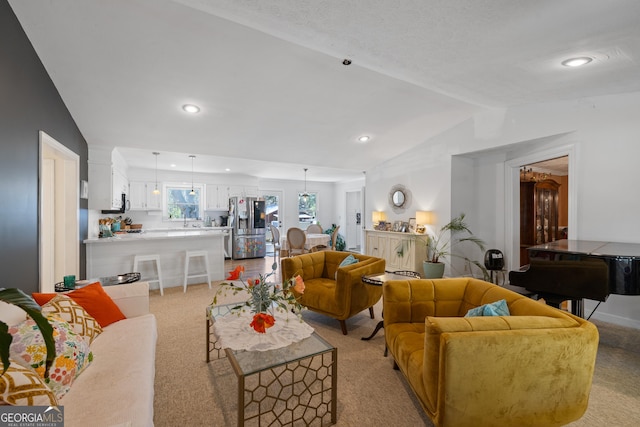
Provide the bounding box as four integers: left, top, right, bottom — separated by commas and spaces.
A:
589, 311, 640, 329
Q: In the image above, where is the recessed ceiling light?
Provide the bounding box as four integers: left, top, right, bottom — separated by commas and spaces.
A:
358, 135, 370, 143
170, 164, 176, 168
182, 104, 200, 113
561, 57, 593, 67
225, 168, 231, 172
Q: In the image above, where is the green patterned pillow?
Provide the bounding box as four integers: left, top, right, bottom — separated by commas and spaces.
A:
9, 314, 93, 400
465, 299, 510, 317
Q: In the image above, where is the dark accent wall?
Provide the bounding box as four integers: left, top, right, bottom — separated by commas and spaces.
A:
1, 0, 88, 293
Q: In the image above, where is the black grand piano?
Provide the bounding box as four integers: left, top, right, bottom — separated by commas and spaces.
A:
509, 239, 640, 318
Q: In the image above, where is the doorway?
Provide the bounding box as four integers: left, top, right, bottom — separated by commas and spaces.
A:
518, 156, 569, 266
39, 131, 79, 292
505, 144, 577, 270
345, 190, 362, 251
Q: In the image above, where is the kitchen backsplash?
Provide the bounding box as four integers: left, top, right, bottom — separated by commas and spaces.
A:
88, 208, 229, 238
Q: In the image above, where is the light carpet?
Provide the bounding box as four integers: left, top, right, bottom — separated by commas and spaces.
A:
150, 283, 639, 426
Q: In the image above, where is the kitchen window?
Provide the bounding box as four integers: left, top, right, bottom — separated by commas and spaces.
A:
165, 184, 203, 221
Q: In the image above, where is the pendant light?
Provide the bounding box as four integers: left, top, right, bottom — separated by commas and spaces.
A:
189, 155, 196, 195
301, 168, 309, 202
152, 152, 160, 195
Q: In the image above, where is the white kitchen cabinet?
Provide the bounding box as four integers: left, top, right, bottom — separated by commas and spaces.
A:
228, 185, 244, 198
228, 185, 259, 198
206, 185, 230, 210
365, 230, 427, 273
111, 167, 129, 209
146, 183, 163, 210
244, 185, 259, 197
129, 181, 147, 210
129, 181, 162, 211
217, 185, 230, 209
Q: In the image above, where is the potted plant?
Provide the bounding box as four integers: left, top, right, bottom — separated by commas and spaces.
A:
423, 213, 488, 279
0, 288, 55, 376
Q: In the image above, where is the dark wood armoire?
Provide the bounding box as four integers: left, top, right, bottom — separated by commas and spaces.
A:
520, 179, 561, 265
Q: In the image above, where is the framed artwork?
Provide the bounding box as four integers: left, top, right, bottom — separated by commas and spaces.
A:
393, 221, 403, 232
409, 218, 416, 233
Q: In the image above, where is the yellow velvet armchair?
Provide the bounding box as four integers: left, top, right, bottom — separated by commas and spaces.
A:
281, 251, 385, 334
383, 277, 599, 427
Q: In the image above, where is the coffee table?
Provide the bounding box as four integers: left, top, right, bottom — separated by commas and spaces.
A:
206, 304, 337, 426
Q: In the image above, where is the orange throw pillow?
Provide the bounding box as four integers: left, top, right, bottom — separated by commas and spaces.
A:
33, 283, 126, 327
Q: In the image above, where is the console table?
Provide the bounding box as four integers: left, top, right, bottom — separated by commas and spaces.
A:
364, 230, 427, 273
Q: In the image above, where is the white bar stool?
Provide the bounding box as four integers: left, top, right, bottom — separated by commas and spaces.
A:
183, 250, 211, 292
133, 254, 164, 296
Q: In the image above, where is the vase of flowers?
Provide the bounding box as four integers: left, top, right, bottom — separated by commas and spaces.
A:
213, 263, 305, 334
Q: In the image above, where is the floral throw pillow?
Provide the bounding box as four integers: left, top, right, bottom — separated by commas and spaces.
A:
9, 314, 93, 400
0, 359, 58, 406
42, 294, 103, 344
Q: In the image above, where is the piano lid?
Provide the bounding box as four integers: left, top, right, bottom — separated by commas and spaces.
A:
527, 239, 640, 296
528, 240, 609, 255
591, 242, 640, 258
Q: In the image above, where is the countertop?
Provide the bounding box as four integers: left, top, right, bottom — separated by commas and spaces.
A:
84, 228, 230, 244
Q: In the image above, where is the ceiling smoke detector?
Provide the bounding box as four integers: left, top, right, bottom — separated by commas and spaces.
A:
342, 59, 352, 66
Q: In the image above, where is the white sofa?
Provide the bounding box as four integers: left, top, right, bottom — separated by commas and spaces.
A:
0, 281, 157, 427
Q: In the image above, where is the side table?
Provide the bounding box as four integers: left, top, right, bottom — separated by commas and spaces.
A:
361, 270, 421, 343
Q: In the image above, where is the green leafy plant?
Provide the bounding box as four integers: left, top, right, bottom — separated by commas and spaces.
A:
0, 288, 56, 376
425, 213, 489, 279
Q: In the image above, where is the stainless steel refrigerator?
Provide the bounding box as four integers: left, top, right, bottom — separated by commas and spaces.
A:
229, 196, 266, 259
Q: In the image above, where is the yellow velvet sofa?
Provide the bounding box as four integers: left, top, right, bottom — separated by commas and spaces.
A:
281, 251, 385, 334
383, 277, 599, 427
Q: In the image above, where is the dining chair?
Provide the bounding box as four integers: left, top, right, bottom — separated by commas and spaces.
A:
269, 224, 281, 259
306, 224, 323, 234
329, 225, 340, 250
287, 227, 307, 256
310, 225, 340, 252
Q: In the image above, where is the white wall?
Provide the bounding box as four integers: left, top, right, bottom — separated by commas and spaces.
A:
366, 90, 640, 328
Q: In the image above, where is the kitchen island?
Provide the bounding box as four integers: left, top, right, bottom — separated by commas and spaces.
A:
84, 229, 228, 292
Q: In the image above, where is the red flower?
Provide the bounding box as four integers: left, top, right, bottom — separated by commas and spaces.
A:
250, 312, 275, 333
226, 265, 245, 280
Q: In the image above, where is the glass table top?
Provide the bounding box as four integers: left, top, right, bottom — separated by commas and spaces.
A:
208, 303, 335, 375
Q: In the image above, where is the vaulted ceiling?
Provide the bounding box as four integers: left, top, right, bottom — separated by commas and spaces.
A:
9, 0, 640, 181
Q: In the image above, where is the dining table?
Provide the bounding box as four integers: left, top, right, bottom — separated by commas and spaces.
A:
281, 233, 330, 252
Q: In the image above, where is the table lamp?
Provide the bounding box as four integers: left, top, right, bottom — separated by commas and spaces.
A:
372, 211, 386, 227
416, 211, 433, 234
